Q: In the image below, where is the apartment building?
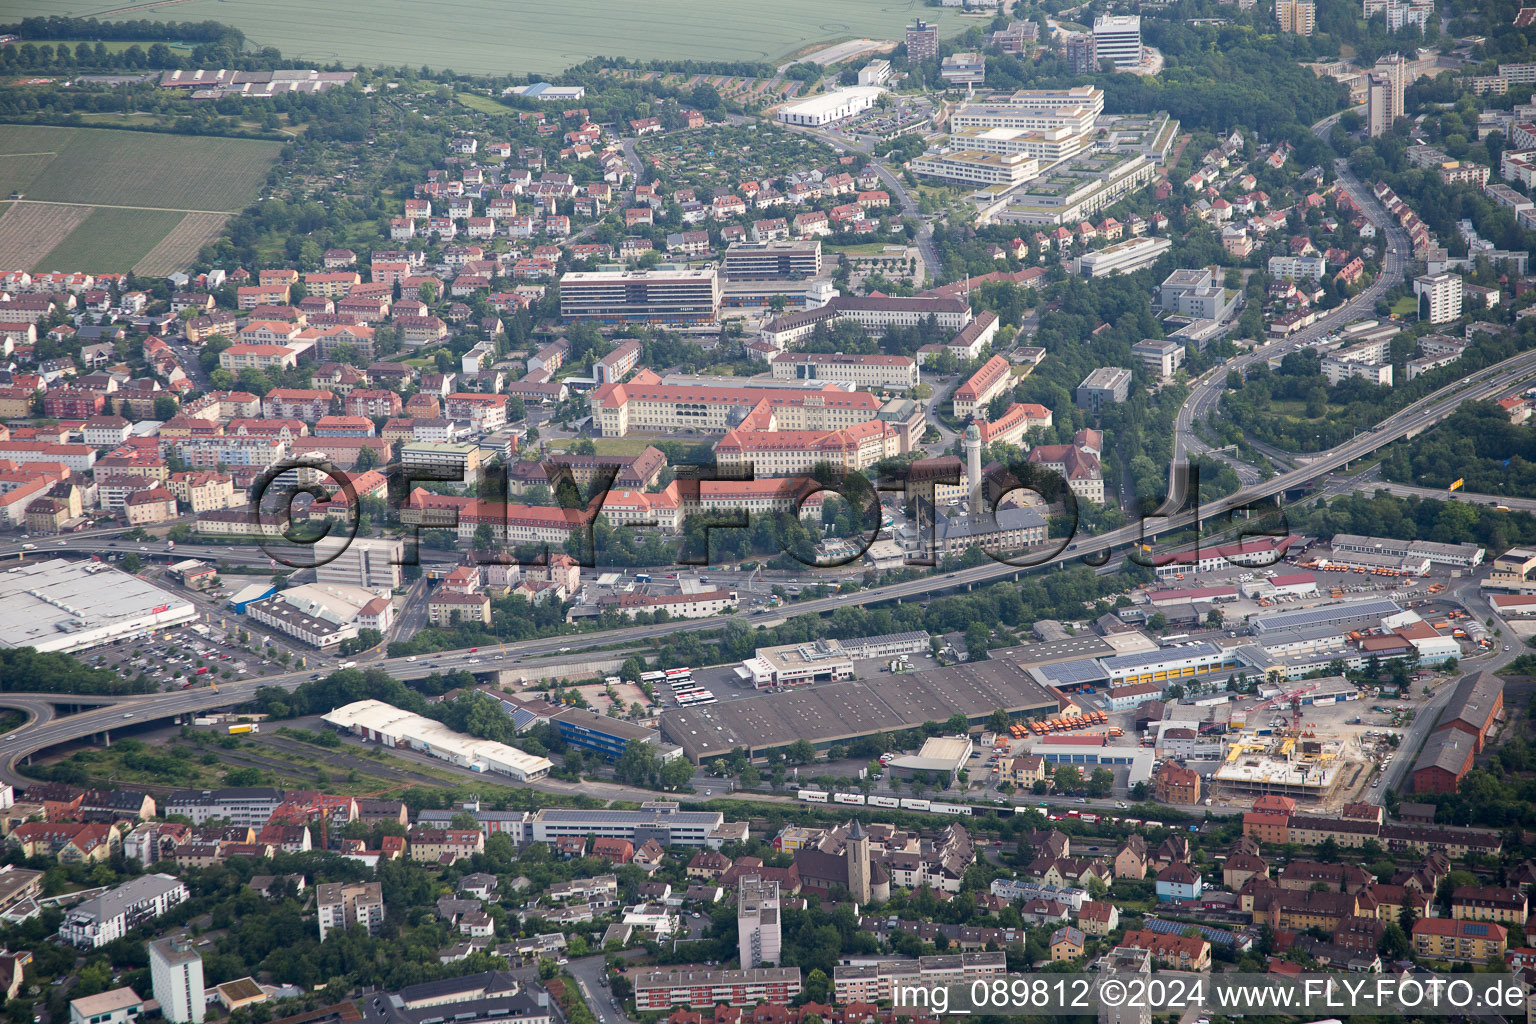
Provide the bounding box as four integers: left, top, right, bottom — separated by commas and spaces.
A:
148, 937, 204, 1024
528, 803, 734, 849
737, 877, 782, 968
632, 968, 801, 1011
1411, 918, 1506, 964
1414, 272, 1462, 324
833, 952, 1005, 1004
60, 874, 189, 949
316, 881, 385, 941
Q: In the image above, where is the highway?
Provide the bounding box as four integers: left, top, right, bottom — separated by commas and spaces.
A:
3, 339, 1534, 785
1164, 143, 1412, 512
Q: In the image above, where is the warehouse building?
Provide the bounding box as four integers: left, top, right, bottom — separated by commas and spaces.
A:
0, 559, 196, 653
1330, 534, 1484, 569
662, 637, 1108, 761
322, 699, 552, 781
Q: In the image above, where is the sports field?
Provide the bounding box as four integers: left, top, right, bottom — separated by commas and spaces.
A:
7, 0, 963, 74
0, 124, 280, 274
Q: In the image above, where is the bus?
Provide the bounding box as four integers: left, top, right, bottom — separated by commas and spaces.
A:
664, 668, 693, 680
640, 671, 667, 683
634, 573, 651, 583
677, 691, 717, 706
671, 683, 701, 695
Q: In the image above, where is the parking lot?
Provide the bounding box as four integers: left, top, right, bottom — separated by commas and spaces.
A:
86, 621, 290, 691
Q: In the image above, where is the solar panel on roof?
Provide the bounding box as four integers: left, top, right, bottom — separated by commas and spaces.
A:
1253, 597, 1399, 632
1100, 642, 1221, 671
1037, 659, 1108, 684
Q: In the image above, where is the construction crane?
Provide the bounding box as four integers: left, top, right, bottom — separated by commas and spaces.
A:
1290, 693, 1303, 737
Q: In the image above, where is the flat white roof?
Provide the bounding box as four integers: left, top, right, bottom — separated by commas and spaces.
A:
323, 699, 553, 778
779, 86, 885, 119
0, 558, 196, 653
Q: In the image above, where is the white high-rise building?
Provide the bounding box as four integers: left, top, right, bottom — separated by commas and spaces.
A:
964, 422, 983, 509
1092, 16, 1141, 69
737, 876, 782, 968
148, 937, 204, 1024
1414, 273, 1462, 324
313, 536, 403, 591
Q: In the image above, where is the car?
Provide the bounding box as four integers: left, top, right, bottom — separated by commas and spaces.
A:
121, 713, 133, 719
1505, 644, 1512, 651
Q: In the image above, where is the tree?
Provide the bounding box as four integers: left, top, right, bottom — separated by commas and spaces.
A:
120, 553, 142, 573
786, 739, 816, 764
660, 756, 695, 791
1054, 765, 1082, 792
986, 708, 1012, 733
945, 712, 970, 734
804, 969, 830, 1004
965, 621, 990, 660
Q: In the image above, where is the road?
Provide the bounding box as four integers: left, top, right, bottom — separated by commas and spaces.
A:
1350, 479, 1536, 512
4, 339, 1533, 785
1164, 136, 1411, 513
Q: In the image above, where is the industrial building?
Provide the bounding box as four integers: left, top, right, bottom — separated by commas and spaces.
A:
887, 736, 974, 782
1330, 534, 1484, 569
661, 637, 1108, 762
736, 632, 930, 688
0, 558, 197, 653
1078, 236, 1172, 278
775, 88, 884, 127
322, 699, 553, 781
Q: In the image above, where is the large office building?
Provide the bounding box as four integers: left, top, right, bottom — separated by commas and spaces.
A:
1079, 236, 1172, 277
528, 803, 740, 848
769, 351, 919, 390
910, 149, 1039, 187
559, 267, 722, 325
998, 152, 1157, 226
149, 937, 205, 1024
589, 369, 884, 436
1092, 16, 1142, 68
312, 535, 403, 590
1074, 367, 1132, 411
0, 559, 196, 654
722, 240, 822, 280
834, 952, 1006, 1004
948, 86, 1103, 165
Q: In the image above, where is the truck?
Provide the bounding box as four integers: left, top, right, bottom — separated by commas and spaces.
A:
227, 723, 259, 735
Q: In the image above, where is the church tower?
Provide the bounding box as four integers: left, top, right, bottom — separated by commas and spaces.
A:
846, 818, 872, 904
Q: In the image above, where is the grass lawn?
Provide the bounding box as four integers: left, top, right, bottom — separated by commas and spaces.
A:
1390, 296, 1418, 317
457, 92, 514, 115
1, 0, 970, 74
827, 242, 900, 257
547, 438, 662, 456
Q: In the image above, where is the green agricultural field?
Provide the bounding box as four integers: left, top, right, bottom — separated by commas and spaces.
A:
30, 207, 182, 273
0, 124, 279, 273
0, 124, 278, 210
7, 0, 964, 74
